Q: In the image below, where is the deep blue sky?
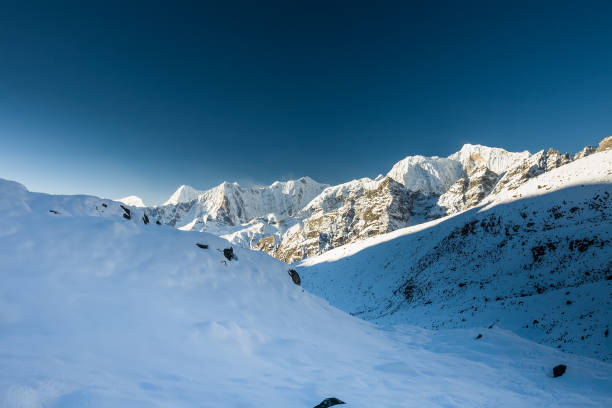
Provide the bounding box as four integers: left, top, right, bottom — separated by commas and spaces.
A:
1, 1, 611, 204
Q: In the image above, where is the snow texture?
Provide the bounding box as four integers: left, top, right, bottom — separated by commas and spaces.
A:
152, 177, 328, 229
386, 155, 464, 194
448, 143, 530, 175
2, 177, 612, 406
117, 195, 146, 207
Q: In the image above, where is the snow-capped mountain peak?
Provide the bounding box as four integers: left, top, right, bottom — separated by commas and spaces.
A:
117, 195, 146, 207
448, 143, 531, 175
164, 184, 203, 206
386, 154, 464, 194
150, 177, 329, 232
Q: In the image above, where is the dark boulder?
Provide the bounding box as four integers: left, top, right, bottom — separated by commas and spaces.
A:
142, 213, 150, 224
49, 210, 60, 215
531, 245, 546, 262
223, 247, 234, 261
288, 269, 301, 286
553, 364, 567, 378
313, 397, 345, 408
120, 205, 131, 220
156, 220, 162, 225
196, 243, 209, 249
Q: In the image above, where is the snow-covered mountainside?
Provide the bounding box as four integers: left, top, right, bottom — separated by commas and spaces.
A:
429, 166, 500, 217
117, 195, 146, 207
297, 150, 612, 361
448, 143, 530, 175
386, 155, 464, 194
148, 177, 327, 230
163, 184, 202, 205
2, 177, 612, 406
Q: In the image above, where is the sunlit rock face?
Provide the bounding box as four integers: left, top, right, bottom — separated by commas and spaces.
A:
597, 135, 612, 152
448, 143, 530, 175
430, 166, 500, 217
574, 145, 597, 160
268, 177, 417, 263
490, 148, 571, 196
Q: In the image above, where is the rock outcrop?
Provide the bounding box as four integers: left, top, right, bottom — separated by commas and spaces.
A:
490, 148, 571, 196
431, 166, 499, 217
574, 145, 596, 160
268, 177, 416, 263
597, 135, 612, 152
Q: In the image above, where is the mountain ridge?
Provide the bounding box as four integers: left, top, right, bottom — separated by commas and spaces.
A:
141, 137, 610, 262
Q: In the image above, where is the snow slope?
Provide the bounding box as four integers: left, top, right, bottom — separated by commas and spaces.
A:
298, 151, 612, 361
164, 184, 203, 206
387, 155, 463, 194
2, 177, 612, 406
448, 143, 530, 175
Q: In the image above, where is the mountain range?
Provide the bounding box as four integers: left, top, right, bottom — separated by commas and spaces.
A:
138, 136, 610, 263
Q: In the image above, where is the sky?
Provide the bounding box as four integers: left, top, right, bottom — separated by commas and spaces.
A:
1, 1, 611, 205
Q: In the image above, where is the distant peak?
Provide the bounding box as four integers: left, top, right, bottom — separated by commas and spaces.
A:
448, 144, 530, 175
387, 155, 463, 194
117, 195, 146, 207
164, 184, 202, 206
266, 176, 326, 189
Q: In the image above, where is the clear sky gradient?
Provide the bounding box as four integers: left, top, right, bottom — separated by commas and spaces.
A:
1, 1, 611, 205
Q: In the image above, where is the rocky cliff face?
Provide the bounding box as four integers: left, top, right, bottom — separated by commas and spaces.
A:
574, 145, 597, 160
489, 148, 571, 196
430, 166, 500, 217
596, 135, 612, 152
266, 177, 416, 263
